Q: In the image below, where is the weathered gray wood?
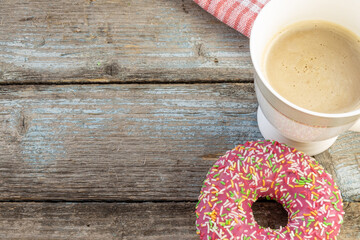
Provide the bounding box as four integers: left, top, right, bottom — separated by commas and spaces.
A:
0, 202, 195, 240
0, 201, 357, 240
1, 1, 358, 238
316, 132, 360, 202
0, 83, 258, 201
0, 0, 251, 84
251, 200, 288, 229
0, 83, 358, 202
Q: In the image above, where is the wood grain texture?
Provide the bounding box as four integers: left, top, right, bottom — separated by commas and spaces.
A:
315, 132, 360, 202
0, 83, 358, 202
0, 83, 259, 201
0, 201, 357, 240
1, 0, 358, 237
0, 0, 251, 84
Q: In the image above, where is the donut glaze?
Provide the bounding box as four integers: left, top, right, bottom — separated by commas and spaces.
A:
195, 140, 344, 240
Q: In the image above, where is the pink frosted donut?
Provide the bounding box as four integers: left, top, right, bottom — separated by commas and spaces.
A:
196, 140, 344, 240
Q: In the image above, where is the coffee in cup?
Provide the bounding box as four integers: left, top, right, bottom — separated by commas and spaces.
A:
263, 20, 360, 114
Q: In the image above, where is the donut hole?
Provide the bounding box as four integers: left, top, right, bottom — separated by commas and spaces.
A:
252, 197, 288, 229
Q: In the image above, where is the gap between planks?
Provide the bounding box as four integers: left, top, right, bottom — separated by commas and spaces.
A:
0, 79, 255, 86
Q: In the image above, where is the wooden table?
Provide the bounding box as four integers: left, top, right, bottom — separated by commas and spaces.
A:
0, 0, 359, 239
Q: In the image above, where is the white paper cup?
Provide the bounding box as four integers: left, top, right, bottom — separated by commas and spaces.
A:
250, 0, 360, 155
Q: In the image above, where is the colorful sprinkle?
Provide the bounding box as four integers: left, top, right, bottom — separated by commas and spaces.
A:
195, 141, 344, 240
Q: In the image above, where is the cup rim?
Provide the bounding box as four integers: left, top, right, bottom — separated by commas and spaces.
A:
250, 0, 360, 119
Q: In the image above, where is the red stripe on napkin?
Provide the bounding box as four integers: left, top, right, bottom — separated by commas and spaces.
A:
194, 0, 270, 37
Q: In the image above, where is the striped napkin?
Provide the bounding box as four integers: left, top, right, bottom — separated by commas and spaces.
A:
194, 0, 270, 37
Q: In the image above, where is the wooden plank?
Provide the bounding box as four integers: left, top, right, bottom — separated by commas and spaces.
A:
315, 132, 360, 202
0, 0, 251, 84
0, 201, 357, 239
0, 83, 358, 201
